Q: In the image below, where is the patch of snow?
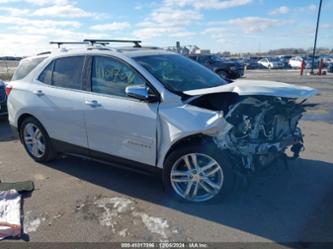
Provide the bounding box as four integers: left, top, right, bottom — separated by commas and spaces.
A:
133, 212, 170, 240
88, 196, 179, 241
23, 211, 47, 233
118, 228, 128, 237
94, 197, 134, 232
95, 197, 133, 213
24, 216, 41, 233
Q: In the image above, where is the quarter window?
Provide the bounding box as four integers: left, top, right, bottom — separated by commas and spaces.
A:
92, 56, 146, 97
38, 61, 53, 84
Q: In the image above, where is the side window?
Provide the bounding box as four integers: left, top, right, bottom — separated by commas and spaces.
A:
52, 56, 84, 90
92, 56, 146, 97
38, 61, 54, 84
12, 57, 47, 81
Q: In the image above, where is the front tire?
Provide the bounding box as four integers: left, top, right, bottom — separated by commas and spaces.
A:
20, 117, 55, 163
163, 143, 234, 202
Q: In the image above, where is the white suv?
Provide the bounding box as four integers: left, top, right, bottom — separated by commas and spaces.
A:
7, 40, 317, 202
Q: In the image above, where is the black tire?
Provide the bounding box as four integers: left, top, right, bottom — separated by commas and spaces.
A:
163, 142, 234, 202
19, 117, 56, 163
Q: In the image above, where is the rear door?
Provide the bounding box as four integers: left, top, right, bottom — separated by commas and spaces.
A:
33, 56, 89, 148
82, 55, 158, 166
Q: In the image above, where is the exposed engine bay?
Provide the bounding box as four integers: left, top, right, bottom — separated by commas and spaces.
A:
189, 93, 312, 172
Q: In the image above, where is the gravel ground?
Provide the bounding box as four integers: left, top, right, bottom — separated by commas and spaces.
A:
0, 69, 332, 244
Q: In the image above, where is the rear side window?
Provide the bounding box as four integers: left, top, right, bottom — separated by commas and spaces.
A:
38, 56, 85, 90
12, 57, 47, 81
52, 56, 84, 90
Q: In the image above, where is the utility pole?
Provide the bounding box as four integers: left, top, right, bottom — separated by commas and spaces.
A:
310, 0, 323, 74
176, 41, 181, 54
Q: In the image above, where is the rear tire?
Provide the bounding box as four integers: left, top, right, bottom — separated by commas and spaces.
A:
163, 142, 234, 202
20, 117, 56, 163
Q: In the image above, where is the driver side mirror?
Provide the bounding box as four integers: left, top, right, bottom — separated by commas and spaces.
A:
125, 85, 159, 102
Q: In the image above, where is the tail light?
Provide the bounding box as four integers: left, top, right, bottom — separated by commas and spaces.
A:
5, 85, 12, 96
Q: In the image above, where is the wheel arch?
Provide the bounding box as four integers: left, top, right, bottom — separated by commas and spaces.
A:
162, 133, 215, 168
18, 113, 34, 131
17, 113, 46, 141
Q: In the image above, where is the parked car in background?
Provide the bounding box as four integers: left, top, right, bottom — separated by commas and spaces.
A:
288, 56, 304, 68
188, 54, 244, 79
7, 40, 317, 202
320, 55, 333, 67
304, 55, 320, 69
289, 55, 321, 69
257, 57, 284, 69
0, 79, 7, 116
328, 63, 333, 73
242, 57, 265, 69
277, 55, 292, 69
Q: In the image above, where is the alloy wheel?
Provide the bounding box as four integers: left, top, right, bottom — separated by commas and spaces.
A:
23, 123, 46, 158
170, 153, 224, 202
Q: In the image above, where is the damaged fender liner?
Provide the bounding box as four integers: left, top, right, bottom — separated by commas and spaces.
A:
190, 94, 309, 171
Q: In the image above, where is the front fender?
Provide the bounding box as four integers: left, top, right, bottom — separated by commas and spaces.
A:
156, 103, 222, 168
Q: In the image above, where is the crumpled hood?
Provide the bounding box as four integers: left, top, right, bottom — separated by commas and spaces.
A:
183, 79, 318, 99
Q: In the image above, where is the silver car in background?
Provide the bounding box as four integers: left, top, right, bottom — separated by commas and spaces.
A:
258, 57, 284, 69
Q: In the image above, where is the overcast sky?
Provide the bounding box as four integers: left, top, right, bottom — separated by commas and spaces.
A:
0, 0, 332, 56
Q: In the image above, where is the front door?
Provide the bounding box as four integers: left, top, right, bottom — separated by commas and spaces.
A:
83, 55, 158, 166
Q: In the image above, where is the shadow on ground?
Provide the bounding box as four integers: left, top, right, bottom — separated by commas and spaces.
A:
0, 116, 16, 141
44, 153, 333, 243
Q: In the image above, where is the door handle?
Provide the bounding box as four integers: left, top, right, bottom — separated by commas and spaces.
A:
85, 100, 101, 107
33, 90, 44, 96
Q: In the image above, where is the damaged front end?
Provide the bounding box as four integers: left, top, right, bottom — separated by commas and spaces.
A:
187, 88, 316, 173
212, 96, 306, 171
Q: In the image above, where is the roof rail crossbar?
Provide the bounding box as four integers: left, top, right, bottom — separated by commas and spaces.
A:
83, 39, 142, 48
50, 41, 89, 48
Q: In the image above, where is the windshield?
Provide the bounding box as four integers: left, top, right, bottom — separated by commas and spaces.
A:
134, 54, 226, 92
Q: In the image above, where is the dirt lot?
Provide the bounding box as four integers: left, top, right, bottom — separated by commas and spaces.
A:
0, 70, 333, 243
